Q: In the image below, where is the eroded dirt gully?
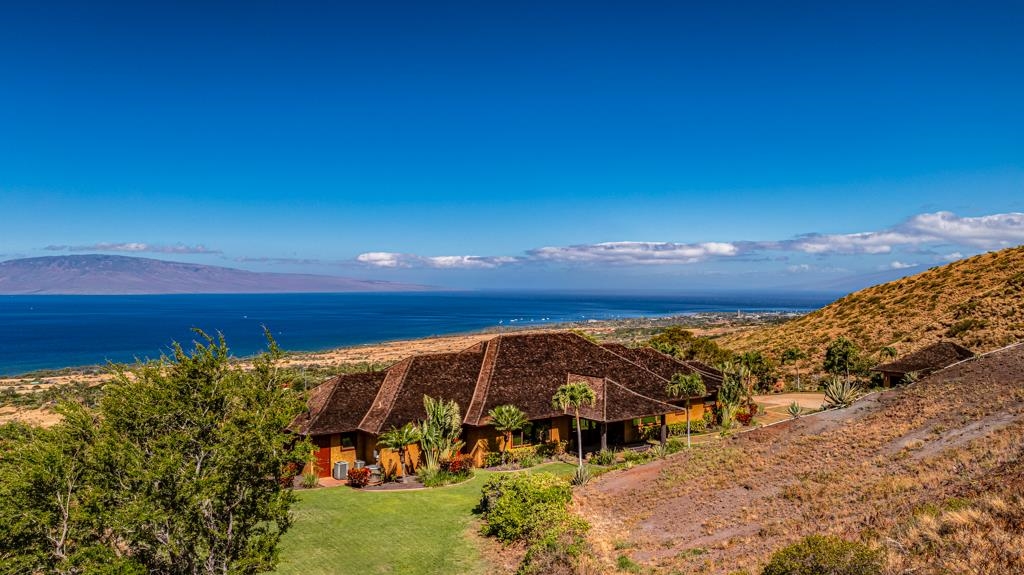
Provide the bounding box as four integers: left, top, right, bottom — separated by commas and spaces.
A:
575, 346, 1024, 574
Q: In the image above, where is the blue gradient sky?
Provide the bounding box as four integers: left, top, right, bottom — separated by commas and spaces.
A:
1, 1, 1022, 289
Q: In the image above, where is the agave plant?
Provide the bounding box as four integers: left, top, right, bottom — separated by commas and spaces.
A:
823, 376, 861, 409
787, 401, 803, 419
570, 465, 592, 487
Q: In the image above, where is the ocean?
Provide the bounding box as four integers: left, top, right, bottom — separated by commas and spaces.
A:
0, 291, 836, 375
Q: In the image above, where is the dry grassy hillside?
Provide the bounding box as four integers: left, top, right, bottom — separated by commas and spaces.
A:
721, 246, 1024, 371
577, 343, 1024, 574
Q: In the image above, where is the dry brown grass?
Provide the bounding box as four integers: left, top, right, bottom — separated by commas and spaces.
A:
720, 246, 1024, 374
575, 344, 1024, 574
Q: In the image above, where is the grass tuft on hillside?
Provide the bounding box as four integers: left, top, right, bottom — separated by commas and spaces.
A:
720, 245, 1024, 371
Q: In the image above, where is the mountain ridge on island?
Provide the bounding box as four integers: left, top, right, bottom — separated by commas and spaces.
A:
0, 254, 428, 295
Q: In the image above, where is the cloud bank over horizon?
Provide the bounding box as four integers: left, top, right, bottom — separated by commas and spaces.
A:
44, 243, 221, 255
355, 211, 1024, 270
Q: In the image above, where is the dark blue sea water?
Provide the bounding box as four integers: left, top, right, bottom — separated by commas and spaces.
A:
0, 291, 837, 375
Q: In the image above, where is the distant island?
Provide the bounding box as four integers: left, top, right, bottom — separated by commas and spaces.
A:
0, 255, 427, 295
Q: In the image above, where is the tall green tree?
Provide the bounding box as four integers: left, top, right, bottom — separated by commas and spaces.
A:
666, 372, 706, 448
0, 331, 309, 575
552, 382, 597, 468
377, 422, 422, 477
781, 347, 808, 390
487, 404, 528, 464
824, 337, 861, 382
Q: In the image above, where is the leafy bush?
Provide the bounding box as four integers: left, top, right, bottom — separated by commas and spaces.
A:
536, 440, 567, 457
441, 453, 469, 474
478, 473, 591, 574
947, 318, 987, 337
736, 402, 759, 426
590, 449, 616, 466
516, 453, 542, 468
484, 451, 504, 468
665, 436, 686, 454
301, 472, 319, 489
761, 535, 882, 575
347, 467, 371, 488
622, 449, 650, 465
418, 466, 473, 488
479, 473, 575, 543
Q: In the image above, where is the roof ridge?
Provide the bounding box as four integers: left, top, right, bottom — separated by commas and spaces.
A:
604, 377, 680, 412
358, 357, 413, 434
587, 334, 673, 383
295, 374, 341, 434
464, 336, 502, 425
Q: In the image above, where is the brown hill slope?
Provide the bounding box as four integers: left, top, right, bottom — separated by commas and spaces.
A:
720, 246, 1024, 369
578, 343, 1024, 574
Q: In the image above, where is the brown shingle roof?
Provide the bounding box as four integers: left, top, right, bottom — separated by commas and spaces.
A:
873, 341, 975, 376
465, 332, 675, 424
289, 371, 386, 435
295, 331, 695, 436
601, 343, 722, 398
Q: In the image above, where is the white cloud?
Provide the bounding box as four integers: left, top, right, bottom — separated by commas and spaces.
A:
356, 252, 518, 269
887, 261, 918, 270
528, 241, 741, 265
777, 211, 1024, 255
45, 242, 220, 254
939, 251, 964, 262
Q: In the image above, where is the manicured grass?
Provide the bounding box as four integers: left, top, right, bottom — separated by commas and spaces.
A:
273, 462, 576, 575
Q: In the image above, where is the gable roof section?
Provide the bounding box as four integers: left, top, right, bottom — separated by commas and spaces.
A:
289, 371, 385, 436
466, 332, 676, 424
376, 347, 485, 432
601, 343, 723, 398
873, 341, 975, 375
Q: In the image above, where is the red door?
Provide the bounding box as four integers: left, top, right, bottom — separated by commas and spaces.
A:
314, 436, 332, 478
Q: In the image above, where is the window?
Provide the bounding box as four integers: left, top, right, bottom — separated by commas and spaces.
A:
571, 418, 597, 431
512, 421, 551, 447
340, 433, 355, 448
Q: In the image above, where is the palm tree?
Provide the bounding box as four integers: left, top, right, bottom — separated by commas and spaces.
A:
552, 381, 597, 468
378, 422, 421, 479
488, 404, 528, 464
781, 348, 807, 390
666, 372, 706, 448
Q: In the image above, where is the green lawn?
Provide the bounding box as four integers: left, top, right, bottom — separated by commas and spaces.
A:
273, 462, 577, 575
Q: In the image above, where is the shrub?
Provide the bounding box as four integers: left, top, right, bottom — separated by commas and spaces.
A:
419, 466, 472, 488
761, 535, 882, 575
702, 410, 715, 429
301, 472, 319, 489
665, 436, 685, 454
478, 473, 590, 574
479, 473, 574, 543
484, 451, 504, 468
622, 449, 650, 465
590, 449, 616, 466
347, 467, 371, 488
516, 453, 542, 468
441, 453, 469, 474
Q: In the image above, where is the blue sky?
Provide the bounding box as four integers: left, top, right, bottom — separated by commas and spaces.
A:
1, 1, 1022, 290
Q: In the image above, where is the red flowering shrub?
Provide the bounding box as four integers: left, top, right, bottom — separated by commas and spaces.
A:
347, 467, 371, 488
736, 402, 759, 426
442, 454, 468, 474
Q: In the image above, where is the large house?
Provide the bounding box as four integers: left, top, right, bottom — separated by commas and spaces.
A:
872, 341, 974, 386
290, 332, 722, 477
